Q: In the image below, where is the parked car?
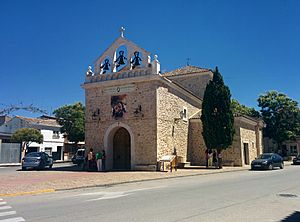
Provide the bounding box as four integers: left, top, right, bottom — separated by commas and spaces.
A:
22, 152, 53, 170
71, 149, 85, 165
293, 155, 300, 165
251, 153, 284, 170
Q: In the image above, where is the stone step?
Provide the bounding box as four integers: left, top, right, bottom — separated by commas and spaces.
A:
178, 162, 191, 168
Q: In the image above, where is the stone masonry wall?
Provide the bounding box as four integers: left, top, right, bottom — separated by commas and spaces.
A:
85, 80, 159, 168
187, 120, 205, 165
234, 118, 259, 166
170, 73, 212, 99
187, 117, 260, 167
188, 120, 242, 166
156, 85, 200, 162
240, 127, 257, 164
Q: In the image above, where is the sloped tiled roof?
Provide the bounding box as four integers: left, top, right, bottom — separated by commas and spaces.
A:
162, 66, 211, 77
16, 116, 61, 127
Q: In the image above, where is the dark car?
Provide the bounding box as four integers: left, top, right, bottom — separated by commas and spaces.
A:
293, 155, 300, 165
251, 153, 284, 170
71, 149, 85, 165
22, 152, 53, 170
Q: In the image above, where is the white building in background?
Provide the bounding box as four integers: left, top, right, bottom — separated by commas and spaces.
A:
0, 115, 64, 161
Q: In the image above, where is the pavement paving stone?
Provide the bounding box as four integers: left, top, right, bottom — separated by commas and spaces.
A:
0, 166, 248, 195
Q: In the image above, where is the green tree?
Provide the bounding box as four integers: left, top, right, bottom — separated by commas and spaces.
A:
231, 99, 260, 118
201, 67, 234, 167
11, 128, 43, 158
258, 91, 300, 153
53, 102, 85, 144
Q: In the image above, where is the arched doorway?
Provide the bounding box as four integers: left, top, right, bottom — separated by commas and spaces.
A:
113, 127, 131, 170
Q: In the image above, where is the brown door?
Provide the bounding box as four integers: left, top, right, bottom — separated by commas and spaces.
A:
113, 127, 131, 170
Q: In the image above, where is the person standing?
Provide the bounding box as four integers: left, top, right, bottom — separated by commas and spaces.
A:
87, 148, 94, 171
213, 150, 218, 168
96, 151, 103, 172
205, 149, 209, 168
218, 151, 223, 169
208, 149, 213, 167
102, 150, 106, 171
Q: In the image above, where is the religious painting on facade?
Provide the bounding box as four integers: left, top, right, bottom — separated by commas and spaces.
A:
111, 95, 127, 119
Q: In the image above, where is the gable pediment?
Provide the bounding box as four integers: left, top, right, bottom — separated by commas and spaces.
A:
93, 37, 151, 75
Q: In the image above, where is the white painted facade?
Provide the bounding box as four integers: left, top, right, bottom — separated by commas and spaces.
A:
0, 116, 64, 159
30, 129, 64, 153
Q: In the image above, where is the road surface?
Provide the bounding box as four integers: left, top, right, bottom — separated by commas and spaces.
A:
1, 165, 300, 222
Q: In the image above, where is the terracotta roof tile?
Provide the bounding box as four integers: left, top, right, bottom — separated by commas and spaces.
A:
162, 66, 211, 77
16, 116, 61, 127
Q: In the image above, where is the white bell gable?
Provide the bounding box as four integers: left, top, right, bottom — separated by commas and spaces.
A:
85, 28, 160, 83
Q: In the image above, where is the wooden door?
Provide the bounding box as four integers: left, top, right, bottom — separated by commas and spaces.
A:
113, 127, 131, 170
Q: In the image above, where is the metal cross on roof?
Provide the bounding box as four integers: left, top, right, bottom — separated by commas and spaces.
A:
120, 26, 125, 38
187, 58, 191, 66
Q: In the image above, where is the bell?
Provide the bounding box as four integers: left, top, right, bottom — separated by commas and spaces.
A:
131, 51, 142, 69
115, 50, 127, 66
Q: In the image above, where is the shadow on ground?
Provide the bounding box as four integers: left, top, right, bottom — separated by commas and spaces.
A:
281, 211, 300, 222
16, 163, 84, 172
17, 163, 138, 173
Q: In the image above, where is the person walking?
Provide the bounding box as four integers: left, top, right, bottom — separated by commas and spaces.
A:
96, 151, 103, 172
102, 150, 106, 171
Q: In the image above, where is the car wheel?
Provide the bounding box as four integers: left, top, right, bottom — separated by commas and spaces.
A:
49, 164, 53, 169
38, 162, 45, 170
22, 167, 26, 171
268, 164, 273, 170
280, 163, 284, 169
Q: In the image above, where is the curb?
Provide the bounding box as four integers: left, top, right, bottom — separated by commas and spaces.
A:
0, 167, 248, 197
5, 164, 292, 197
0, 189, 55, 197
56, 167, 250, 192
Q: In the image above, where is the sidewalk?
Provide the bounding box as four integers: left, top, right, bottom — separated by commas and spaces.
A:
0, 165, 250, 196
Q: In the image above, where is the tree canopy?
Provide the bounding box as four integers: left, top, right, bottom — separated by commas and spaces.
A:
201, 67, 234, 151
11, 128, 43, 151
258, 91, 300, 146
53, 102, 85, 144
231, 99, 260, 118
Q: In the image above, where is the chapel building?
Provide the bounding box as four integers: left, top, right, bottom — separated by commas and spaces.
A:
82, 29, 263, 171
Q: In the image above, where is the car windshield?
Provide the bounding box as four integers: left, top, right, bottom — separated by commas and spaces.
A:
26, 152, 41, 157
258, 154, 272, 159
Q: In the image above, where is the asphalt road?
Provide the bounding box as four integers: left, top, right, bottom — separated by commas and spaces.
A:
2, 165, 300, 222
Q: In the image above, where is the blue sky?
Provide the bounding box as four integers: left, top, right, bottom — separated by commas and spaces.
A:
0, 0, 299, 117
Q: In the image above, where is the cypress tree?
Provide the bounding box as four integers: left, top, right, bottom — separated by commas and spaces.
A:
201, 67, 234, 164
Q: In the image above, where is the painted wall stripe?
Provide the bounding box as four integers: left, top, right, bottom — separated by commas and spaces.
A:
0, 211, 16, 217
